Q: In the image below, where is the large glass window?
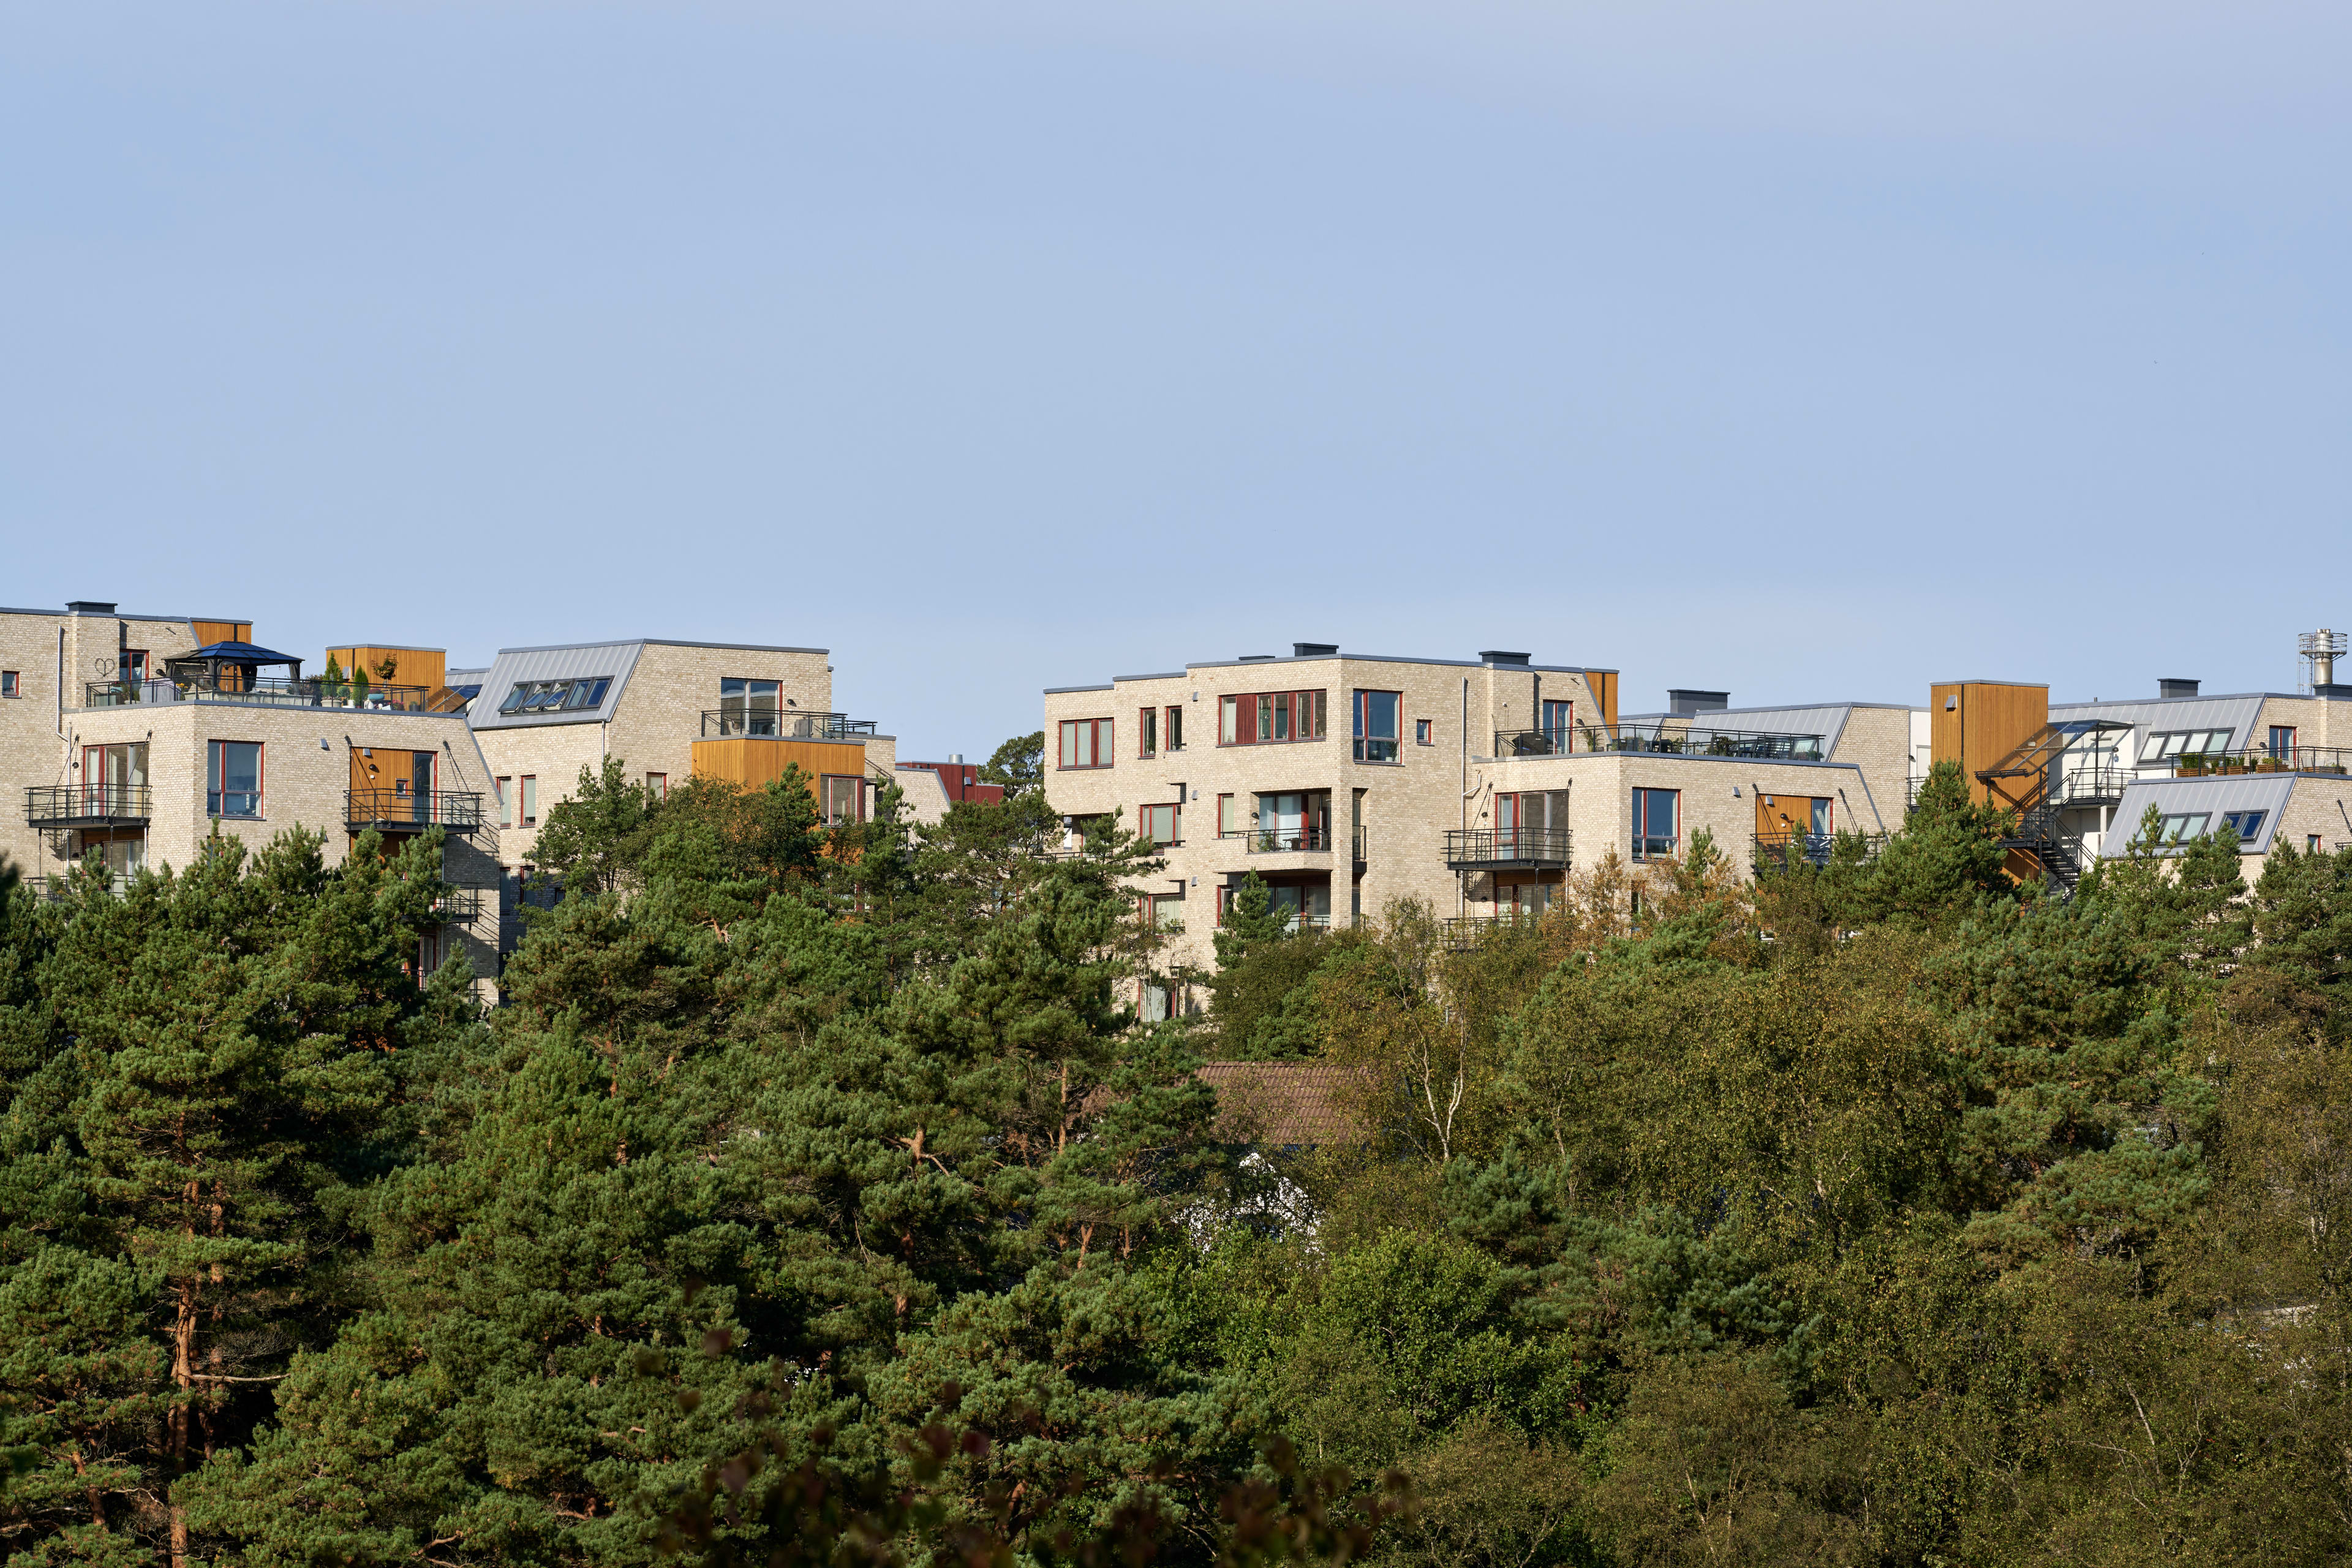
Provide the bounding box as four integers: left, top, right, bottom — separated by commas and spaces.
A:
1631, 787, 1678, 861
1058, 718, 1114, 769
2222, 809, 2267, 841
716, 677, 780, 735
1354, 690, 1400, 763
82, 742, 148, 815
1541, 698, 1575, 752
2149, 811, 2212, 845
208, 740, 263, 818
821, 775, 864, 824
2269, 725, 2299, 761
2139, 728, 2234, 762
500, 677, 613, 715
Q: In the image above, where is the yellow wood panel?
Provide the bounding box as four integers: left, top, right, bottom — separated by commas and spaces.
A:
1589, 671, 1618, 728
192, 619, 252, 646
1754, 792, 1831, 839
692, 737, 866, 793
328, 645, 447, 689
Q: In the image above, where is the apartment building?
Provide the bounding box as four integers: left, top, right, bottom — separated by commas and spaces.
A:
1041, 642, 1923, 981
3, 602, 501, 980
1938, 676, 2352, 889
467, 636, 897, 873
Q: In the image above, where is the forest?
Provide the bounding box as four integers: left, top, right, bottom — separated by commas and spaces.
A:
2, 741, 2349, 1567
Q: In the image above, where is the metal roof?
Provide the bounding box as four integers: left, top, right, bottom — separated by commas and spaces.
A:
469, 642, 647, 729
2099, 774, 2302, 856
2051, 694, 2268, 755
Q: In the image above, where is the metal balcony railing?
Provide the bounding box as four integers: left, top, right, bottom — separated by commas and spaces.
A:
83, 676, 437, 711
1220, 825, 1349, 854
1442, 913, 1545, 949
1752, 831, 1890, 871
1444, 827, 1572, 869
430, 884, 488, 922
2051, 766, 2130, 804
27, 784, 153, 827
700, 709, 877, 741
1493, 725, 1825, 761
2171, 745, 2352, 778
344, 790, 486, 834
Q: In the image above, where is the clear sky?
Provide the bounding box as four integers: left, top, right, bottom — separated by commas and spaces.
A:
6, 2, 2346, 755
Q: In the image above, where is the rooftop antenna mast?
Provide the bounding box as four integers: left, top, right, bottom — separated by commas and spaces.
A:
2298, 628, 2345, 694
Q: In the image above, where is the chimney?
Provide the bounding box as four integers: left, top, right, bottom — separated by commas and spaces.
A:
65, 601, 116, 615
1668, 689, 1730, 717
1479, 650, 1531, 667
1292, 642, 1338, 658
2158, 678, 2199, 699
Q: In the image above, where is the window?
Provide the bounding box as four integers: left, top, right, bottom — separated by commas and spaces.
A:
2, 670, 20, 698
1139, 709, 1157, 758
208, 740, 263, 818
520, 775, 538, 828
646, 772, 668, 801
1140, 802, 1181, 845
2310, 834, 2325, 853
123, 650, 148, 684
821, 775, 864, 824
1058, 718, 1114, 769
1217, 793, 1243, 836
1416, 719, 1434, 746
499, 677, 612, 715
2149, 812, 2212, 845
83, 742, 148, 815
2139, 728, 2234, 762
1149, 892, 1185, 932
1219, 690, 1329, 747
2221, 810, 2266, 842
2269, 725, 2299, 762
1631, 787, 1678, 861
1165, 705, 1184, 752
496, 777, 513, 827
1812, 798, 1833, 836
1354, 690, 1400, 763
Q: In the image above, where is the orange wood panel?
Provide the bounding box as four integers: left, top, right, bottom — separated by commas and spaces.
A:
1589, 671, 1618, 728
1931, 681, 2047, 805
191, 619, 252, 646
328, 645, 447, 689
1754, 792, 1831, 839
692, 737, 866, 793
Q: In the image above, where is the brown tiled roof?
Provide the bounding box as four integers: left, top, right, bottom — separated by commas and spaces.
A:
1197, 1061, 1366, 1147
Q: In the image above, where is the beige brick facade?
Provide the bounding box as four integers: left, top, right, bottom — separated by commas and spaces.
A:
1043, 651, 1616, 976
42, 694, 502, 987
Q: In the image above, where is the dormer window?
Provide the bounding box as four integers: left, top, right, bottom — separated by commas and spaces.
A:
498, 677, 612, 714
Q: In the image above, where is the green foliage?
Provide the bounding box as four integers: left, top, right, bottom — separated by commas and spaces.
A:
978, 731, 1045, 798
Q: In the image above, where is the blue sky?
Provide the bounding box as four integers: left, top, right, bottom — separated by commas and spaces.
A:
6, 2, 2346, 755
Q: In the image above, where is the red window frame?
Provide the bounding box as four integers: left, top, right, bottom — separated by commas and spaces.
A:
1216, 689, 1328, 747
206, 738, 265, 820
1165, 704, 1184, 751
1631, 787, 1679, 862
821, 774, 865, 823
1140, 801, 1182, 845
519, 774, 538, 827
1139, 708, 1158, 758
1058, 718, 1114, 769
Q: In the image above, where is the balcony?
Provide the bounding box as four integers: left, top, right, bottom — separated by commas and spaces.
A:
1752, 831, 1890, 872
2171, 746, 2352, 778
1444, 827, 1572, 871
345, 790, 486, 835
700, 709, 877, 741
27, 784, 152, 828
1442, 913, 1544, 949
1491, 725, 1824, 761
430, 884, 489, 922
82, 676, 437, 712
2051, 766, 2129, 804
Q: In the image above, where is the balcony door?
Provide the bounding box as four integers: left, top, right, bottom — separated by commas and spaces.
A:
720, 677, 780, 737
404, 751, 435, 821
82, 742, 146, 815
1253, 790, 1330, 850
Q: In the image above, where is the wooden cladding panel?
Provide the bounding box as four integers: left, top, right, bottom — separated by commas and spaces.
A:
1929, 682, 2048, 805
329, 646, 448, 690
191, 619, 252, 646
1754, 793, 1832, 839
692, 737, 867, 793
1589, 671, 1618, 728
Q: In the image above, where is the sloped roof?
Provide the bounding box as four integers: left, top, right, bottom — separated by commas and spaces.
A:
2051, 694, 2269, 753
468, 641, 646, 729
2100, 774, 2302, 856
1198, 1061, 1365, 1147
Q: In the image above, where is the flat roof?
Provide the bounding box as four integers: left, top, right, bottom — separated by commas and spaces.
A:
1049, 652, 1618, 693
492, 636, 827, 656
